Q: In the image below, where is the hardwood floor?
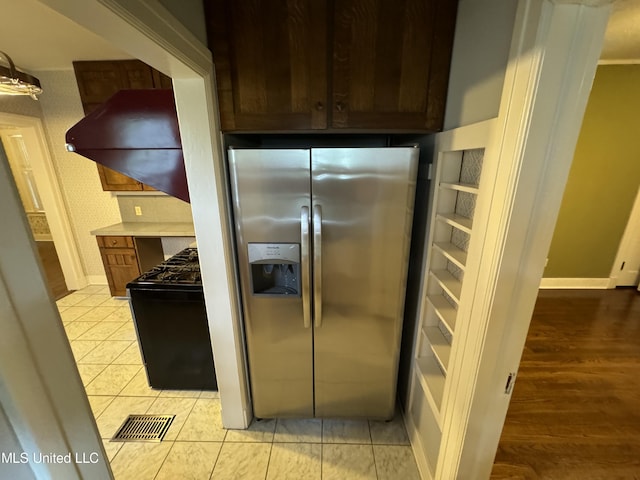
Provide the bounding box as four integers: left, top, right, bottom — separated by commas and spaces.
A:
36, 241, 71, 300
491, 288, 640, 479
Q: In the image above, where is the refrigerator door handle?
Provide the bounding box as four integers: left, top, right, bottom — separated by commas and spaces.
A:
313, 204, 322, 328
301, 206, 311, 328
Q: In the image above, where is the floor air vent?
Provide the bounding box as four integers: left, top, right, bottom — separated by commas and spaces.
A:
111, 414, 175, 442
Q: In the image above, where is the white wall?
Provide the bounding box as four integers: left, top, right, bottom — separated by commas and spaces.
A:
1, 138, 111, 479
444, 0, 519, 130
158, 0, 207, 45
0, 406, 35, 480
35, 70, 121, 281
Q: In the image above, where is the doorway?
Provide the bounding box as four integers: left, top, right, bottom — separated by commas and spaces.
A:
611, 185, 640, 288
0, 127, 70, 299
0, 112, 85, 293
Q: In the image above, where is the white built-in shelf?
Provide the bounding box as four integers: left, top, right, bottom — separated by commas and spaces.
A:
436, 213, 473, 234
433, 242, 467, 270
415, 356, 445, 419
424, 326, 451, 373
409, 123, 492, 478
426, 294, 457, 334
440, 181, 480, 195
430, 269, 462, 303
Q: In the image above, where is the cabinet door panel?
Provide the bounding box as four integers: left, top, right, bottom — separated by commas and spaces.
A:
97, 165, 142, 191
120, 60, 156, 90
73, 60, 169, 191
100, 247, 140, 297
152, 70, 173, 89
207, 0, 328, 131
97, 236, 135, 249
332, 0, 456, 131
74, 62, 130, 115
74, 60, 154, 115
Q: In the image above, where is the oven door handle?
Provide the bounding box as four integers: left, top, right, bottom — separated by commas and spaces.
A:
301, 206, 311, 329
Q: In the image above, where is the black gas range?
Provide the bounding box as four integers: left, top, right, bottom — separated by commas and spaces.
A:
132, 247, 202, 286
127, 248, 217, 391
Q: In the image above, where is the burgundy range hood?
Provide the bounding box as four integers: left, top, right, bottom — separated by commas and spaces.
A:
65, 89, 189, 203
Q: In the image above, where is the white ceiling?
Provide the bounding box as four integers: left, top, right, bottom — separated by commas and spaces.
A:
601, 0, 640, 61
0, 0, 639, 74
0, 0, 131, 72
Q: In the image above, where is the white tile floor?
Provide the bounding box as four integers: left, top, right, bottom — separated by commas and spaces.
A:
58, 286, 420, 479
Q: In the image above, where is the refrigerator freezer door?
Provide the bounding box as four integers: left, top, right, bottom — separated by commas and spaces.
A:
228, 149, 313, 418
311, 148, 418, 418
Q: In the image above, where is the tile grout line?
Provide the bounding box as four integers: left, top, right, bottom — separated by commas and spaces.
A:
320, 419, 325, 480
262, 441, 274, 480
320, 440, 324, 480
79, 364, 110, 391
106, 441, 124, 466
89, 393, 116, 421
368, 420, 380, 480
153, 393, 200, 442
151, 440, 176, 480
207, 440, 224, 480
116, 365, 146, 396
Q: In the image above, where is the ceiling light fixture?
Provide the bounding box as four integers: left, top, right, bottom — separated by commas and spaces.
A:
0, 51, 42, 100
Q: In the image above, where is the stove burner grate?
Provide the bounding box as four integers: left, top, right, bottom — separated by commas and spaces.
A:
134, 248, 202, 284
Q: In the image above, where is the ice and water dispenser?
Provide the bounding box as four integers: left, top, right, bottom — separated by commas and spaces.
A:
248, 243, 300, 296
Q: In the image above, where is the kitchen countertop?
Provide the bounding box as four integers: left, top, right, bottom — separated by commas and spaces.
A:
90, 222, 195, 237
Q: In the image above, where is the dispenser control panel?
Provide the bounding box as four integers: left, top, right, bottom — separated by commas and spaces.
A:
248, 243, 300, 264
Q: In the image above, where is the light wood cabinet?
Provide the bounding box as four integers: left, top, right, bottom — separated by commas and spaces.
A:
97, 235, 164, 297
206, 0, 457, 132
73, 60, 170, 192
96, 166, 145, 192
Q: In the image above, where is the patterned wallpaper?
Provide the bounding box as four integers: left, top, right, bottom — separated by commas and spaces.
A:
451, 229, 470, 253
27, 212, 52, 241
35, 70, 122, 279
118, 195, 195, 259
459, 148, 484, 186
118, 195, 193, 223
161, 237, 197, 259
0, 95, 44, 119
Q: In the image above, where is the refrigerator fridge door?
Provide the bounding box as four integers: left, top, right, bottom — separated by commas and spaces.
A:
228, 149, 313, 418
311, 147, 418, 418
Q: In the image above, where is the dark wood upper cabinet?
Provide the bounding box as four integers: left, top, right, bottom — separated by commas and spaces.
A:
205, 0, 457, 132
73, 60, 170, 191
73, 60, 166, 115
207, 0, 328, 131
331, 0, 457, 131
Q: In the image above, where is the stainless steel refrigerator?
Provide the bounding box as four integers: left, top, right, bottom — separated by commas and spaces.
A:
229, 147, 418, 419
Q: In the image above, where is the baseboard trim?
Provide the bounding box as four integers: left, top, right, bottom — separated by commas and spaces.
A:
403, 405, 435, 480
539, 278, 612, 289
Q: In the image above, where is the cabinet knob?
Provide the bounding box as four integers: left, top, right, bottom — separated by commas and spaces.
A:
315, 102, 324, 111
111, 240, 117, 245
335, 101, 346, 113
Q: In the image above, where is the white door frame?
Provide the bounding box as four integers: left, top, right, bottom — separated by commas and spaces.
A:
39, 0, 252, 428
0, 5, 250, 478
0, 112, 86, 291
438, 1, 612, 478
609, 185, 640, 287
1, 128, 111, 478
